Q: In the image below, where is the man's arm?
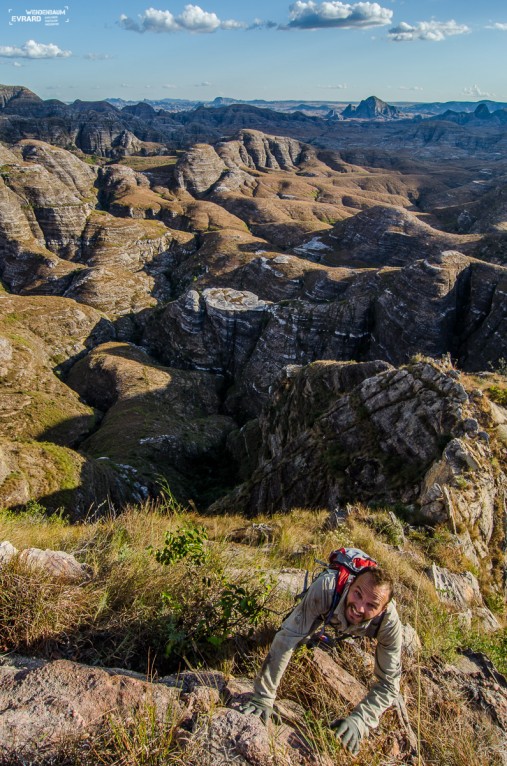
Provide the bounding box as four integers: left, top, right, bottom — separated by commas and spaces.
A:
345, 605, 403, 738
253, 572, 335, 703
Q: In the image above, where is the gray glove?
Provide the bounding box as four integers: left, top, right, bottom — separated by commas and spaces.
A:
238, 695, 281, 725
331, 717, 362, 755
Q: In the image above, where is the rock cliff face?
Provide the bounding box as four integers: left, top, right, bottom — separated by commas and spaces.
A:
317, 205, 474, 267
141, 252, 507, 418
0, 85, 42, 110
213, 359, 506, 571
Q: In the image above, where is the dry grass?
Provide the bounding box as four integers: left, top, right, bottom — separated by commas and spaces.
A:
0, 555, 100, 653
0, 500, 505, 765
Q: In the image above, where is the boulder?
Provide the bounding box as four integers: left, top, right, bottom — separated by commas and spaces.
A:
18, 548, 90, 582
401, 623, 422, 657
143, 287, 272, 379
308, 647, 367, 706
0, 540, 17, 565
0, 658, 329, 766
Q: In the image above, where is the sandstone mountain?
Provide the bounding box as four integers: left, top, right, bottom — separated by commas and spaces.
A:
0, 111, 505, 554
341, 96, 400, 120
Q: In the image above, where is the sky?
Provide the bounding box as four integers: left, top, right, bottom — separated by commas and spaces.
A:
0, 1, 506, 103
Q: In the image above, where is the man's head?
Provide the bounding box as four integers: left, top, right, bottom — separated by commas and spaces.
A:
344, 568, 393, 626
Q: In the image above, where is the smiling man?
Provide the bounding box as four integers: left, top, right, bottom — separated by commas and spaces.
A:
240, 564, 402, 756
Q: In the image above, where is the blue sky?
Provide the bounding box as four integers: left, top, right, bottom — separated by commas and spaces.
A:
0, 1, 506, 103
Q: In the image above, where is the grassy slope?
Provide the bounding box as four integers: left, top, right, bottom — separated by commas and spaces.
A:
0, 499, 505, 765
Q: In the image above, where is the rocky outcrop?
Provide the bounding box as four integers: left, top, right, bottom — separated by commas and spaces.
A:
175, 143, 227, 196
143, 288, 272, 378
427, 564, 501, 631
0, 655, 331, 766
424, 650, 507, 758
0, 157, 92, 259
0, 656, 182, 761
318, 205, 474, 267
218, 130, 307, 172
213, 359, 506, 568
139, 252, 507, 419
18, 139, 96, 198
0, 85, 42, 111
372, 253, 507, 371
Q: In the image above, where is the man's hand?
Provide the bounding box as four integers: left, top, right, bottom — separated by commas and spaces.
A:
238, 695, 281, 725
331, 717, 362, 755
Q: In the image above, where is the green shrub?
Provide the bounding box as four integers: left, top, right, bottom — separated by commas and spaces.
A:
150, 524, 208, 566
149, 522, 275, 655
465, 627, 507, 676
488, 385, 507, 406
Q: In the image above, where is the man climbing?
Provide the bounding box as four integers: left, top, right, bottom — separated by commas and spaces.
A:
240, 555, 402, 756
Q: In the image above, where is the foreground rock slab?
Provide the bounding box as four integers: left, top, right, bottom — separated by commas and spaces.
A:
0, 657, 330, 765
0, 657, 181, 760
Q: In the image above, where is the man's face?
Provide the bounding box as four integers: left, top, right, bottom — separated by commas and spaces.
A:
344, 573, 390, 625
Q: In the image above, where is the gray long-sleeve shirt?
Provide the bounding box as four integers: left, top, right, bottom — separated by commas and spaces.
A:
254, 571, 402, 737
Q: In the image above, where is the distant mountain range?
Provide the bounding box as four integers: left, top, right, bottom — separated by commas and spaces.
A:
106, 94, 507, 118
1, 85, 507, 160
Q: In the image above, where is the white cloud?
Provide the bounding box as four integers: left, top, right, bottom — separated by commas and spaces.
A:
0, 39, 71, 58
318, 83, 348, 89
12, 61, 23, 68
195, 81, 212, 86
176, 5, 220, 31
486, 22, 507, 31
119, 5, 244, 33
84, 53, 114, 61
399, 85, 423, 91
388, 19, 470, 42
284, 1, 393, 30
463, 84, 495, 98
162, 83, 177, 89
221, 19, 247, 30
248, 18, 278, 30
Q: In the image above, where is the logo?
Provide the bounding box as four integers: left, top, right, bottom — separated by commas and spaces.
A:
8, 6, 70, 26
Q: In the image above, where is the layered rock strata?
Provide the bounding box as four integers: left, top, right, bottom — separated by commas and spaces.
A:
213, 359, 506, 569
